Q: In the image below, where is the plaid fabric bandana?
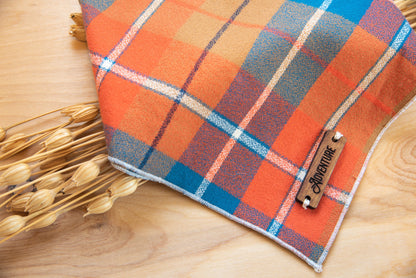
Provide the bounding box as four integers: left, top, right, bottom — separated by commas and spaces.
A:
80, 0, 416, 271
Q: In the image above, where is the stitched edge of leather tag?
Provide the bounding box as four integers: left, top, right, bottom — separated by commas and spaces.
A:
296, 130, 346, 209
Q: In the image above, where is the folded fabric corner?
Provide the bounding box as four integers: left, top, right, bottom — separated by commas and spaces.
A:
79, 0, 416, 271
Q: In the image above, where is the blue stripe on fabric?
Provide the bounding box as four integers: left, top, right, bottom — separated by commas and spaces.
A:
390, 21, 412, 51
267, 220, 282, 236
207, 113, 270, 159
207, 112, 237, 139
238, 132, 269, 158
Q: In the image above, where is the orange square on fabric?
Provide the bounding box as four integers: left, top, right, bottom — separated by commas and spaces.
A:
143, 0, 195, 39
118, 88, 173, 146
187, 52, 239, 108
156, 106, 204, 161
86, 14, 131, 56
170, 0, 206, 8
328, 142, 362, 192
174, 10, 224, 50
98, 72, 140, 129
330, 26, 387, 86
366, 53, 416, 113
211, 24, 262, 67
103, 0, 153, 26
337, 96, 387, 151
285, 195, 341, 244
271, 109, 322, 166
242, 161, 294, 218
237, 0, 285, 26
200, 0, 247, 19
118, 29, 172, 75
316, 199, 344, 245
151, 40, 204, 88
299, 65, 355, 126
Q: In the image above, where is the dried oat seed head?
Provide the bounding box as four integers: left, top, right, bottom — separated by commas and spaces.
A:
84, 195, 113, 216
1, 133, 27, 152
0, 127, 6, 142
92, 154, 108, 167
69, 26, 86, 42
108, 175, 140, 199
62, 161, 100, 194
25, 189, 55, 213
28, 212, 58, 230
61, 104, 87, 116
0, 163, 31, 187
10, 192, 34, 212
71, 105, 99, 123
0, 215, 26, 237
44, 128, 73, 151
36, 173, 64, 190
72, 161, 100, 186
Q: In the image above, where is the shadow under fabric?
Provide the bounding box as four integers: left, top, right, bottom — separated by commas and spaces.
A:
79, 0, 416, 271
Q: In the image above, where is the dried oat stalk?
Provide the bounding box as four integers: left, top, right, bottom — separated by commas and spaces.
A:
0, 102, 145, 243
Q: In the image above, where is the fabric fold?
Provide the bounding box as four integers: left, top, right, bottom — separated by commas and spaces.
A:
80, 0, 416, 271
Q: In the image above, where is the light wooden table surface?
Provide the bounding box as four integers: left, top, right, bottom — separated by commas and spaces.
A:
0, 1, 415, 277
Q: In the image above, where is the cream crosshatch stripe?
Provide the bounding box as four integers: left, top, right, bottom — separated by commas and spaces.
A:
194, 0, 334, 199
95, 0, 165, 89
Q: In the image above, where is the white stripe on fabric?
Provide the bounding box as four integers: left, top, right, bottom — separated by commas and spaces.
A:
194, 0, 334, 198
96, 0, 165, 86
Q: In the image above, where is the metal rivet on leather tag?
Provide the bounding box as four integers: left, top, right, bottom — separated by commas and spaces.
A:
296, 130, 346, 209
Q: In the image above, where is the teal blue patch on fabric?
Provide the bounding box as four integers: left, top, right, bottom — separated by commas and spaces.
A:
166, 162, 204, 194
202, 184, 240, 214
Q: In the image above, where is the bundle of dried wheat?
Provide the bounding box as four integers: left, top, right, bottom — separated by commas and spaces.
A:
0, 103, 145, 243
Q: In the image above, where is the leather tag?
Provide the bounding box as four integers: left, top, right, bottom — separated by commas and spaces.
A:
296, 130, 346, 209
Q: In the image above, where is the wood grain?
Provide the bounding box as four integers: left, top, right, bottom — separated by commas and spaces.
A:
0, 0, 415, 277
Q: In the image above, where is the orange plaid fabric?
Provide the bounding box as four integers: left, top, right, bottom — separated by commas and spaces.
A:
80, 0, 416, 271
